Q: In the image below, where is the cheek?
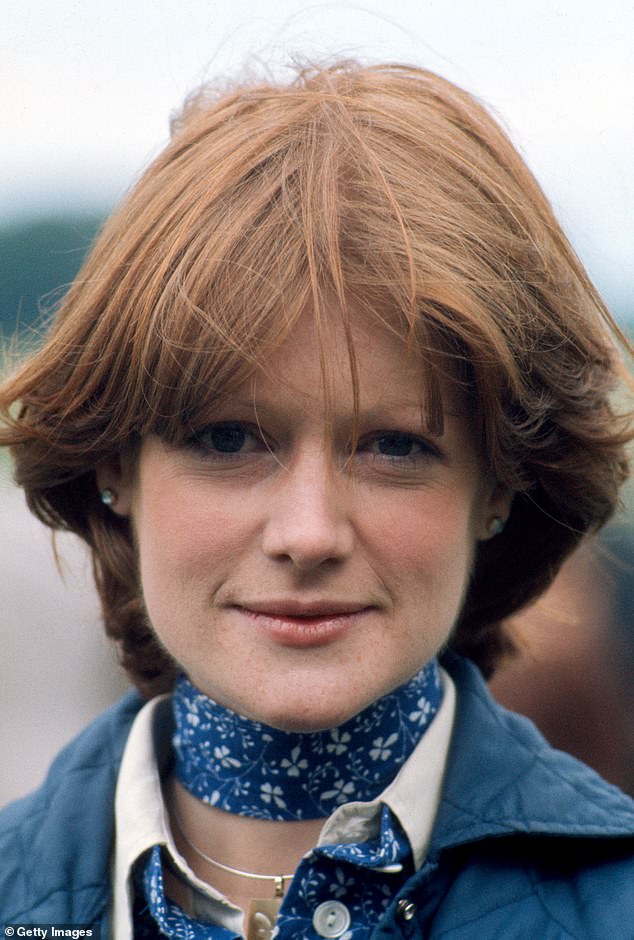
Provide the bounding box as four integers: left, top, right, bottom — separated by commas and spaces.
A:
368, 491, 480, 626
372, 492, 475, 567
134, 482, 253, 594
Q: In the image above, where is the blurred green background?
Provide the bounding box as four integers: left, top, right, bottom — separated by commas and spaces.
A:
1, 215, 103, 341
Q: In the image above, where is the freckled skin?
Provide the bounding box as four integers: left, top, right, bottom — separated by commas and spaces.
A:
109, 312, 507, 732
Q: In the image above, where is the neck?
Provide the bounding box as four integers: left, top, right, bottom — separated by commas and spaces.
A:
165, 775, 324, 911
172, 660, 442, 822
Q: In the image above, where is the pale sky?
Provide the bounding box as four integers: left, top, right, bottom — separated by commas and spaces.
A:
2, 0, 633, 313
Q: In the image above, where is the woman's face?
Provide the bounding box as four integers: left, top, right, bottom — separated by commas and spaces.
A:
107, 312, 509, 731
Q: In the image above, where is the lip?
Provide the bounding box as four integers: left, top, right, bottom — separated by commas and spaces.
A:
240, 599, 371, 617
233, 600, 374, 648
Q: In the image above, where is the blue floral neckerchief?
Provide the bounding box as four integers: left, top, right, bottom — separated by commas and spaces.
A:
172, 659, 442, 821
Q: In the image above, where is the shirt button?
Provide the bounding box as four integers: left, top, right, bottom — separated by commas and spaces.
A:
396, 898, 417, 921
312, 900, 352, 938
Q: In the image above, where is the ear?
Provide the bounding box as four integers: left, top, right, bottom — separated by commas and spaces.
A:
477, 482, 514, 542
96, 456, 136, 517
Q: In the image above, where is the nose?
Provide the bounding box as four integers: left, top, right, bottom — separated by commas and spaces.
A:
261, 448, 355, 572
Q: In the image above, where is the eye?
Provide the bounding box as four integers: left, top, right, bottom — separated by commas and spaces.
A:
364, 432, 439, 461
188, 422, 263, 456
366, 431, 437, 458
374, 433, 422, 458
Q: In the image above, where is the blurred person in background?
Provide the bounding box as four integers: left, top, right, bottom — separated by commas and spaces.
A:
491, 526, 634, 796
1, 60, 634, 938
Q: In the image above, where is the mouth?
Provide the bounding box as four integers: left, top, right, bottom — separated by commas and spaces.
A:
232, 600, 374, 648
241, 599, 371, 617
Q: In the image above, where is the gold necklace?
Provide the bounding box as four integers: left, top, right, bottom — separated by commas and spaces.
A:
171, 806, 294, 940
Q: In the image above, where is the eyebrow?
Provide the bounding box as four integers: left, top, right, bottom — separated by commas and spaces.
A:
204, 396, 456, 433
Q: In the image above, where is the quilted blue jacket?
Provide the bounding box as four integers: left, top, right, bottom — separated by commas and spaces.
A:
2, 653, 634, 938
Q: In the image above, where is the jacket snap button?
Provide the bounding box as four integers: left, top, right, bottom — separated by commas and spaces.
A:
312, 900, 352, 937
397, 898, 417, 921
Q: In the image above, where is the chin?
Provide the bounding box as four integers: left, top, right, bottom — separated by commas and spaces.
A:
250, 694, 373, 734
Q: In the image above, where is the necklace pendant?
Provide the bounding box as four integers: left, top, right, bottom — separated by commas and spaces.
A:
246, 897, 282, 940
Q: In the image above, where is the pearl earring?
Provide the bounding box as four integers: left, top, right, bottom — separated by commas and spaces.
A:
100, 487, 117, 507
487, 516, 505, 537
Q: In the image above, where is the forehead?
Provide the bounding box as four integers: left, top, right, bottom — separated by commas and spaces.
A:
228, 308, 469, 428
146, 299, 475, 447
